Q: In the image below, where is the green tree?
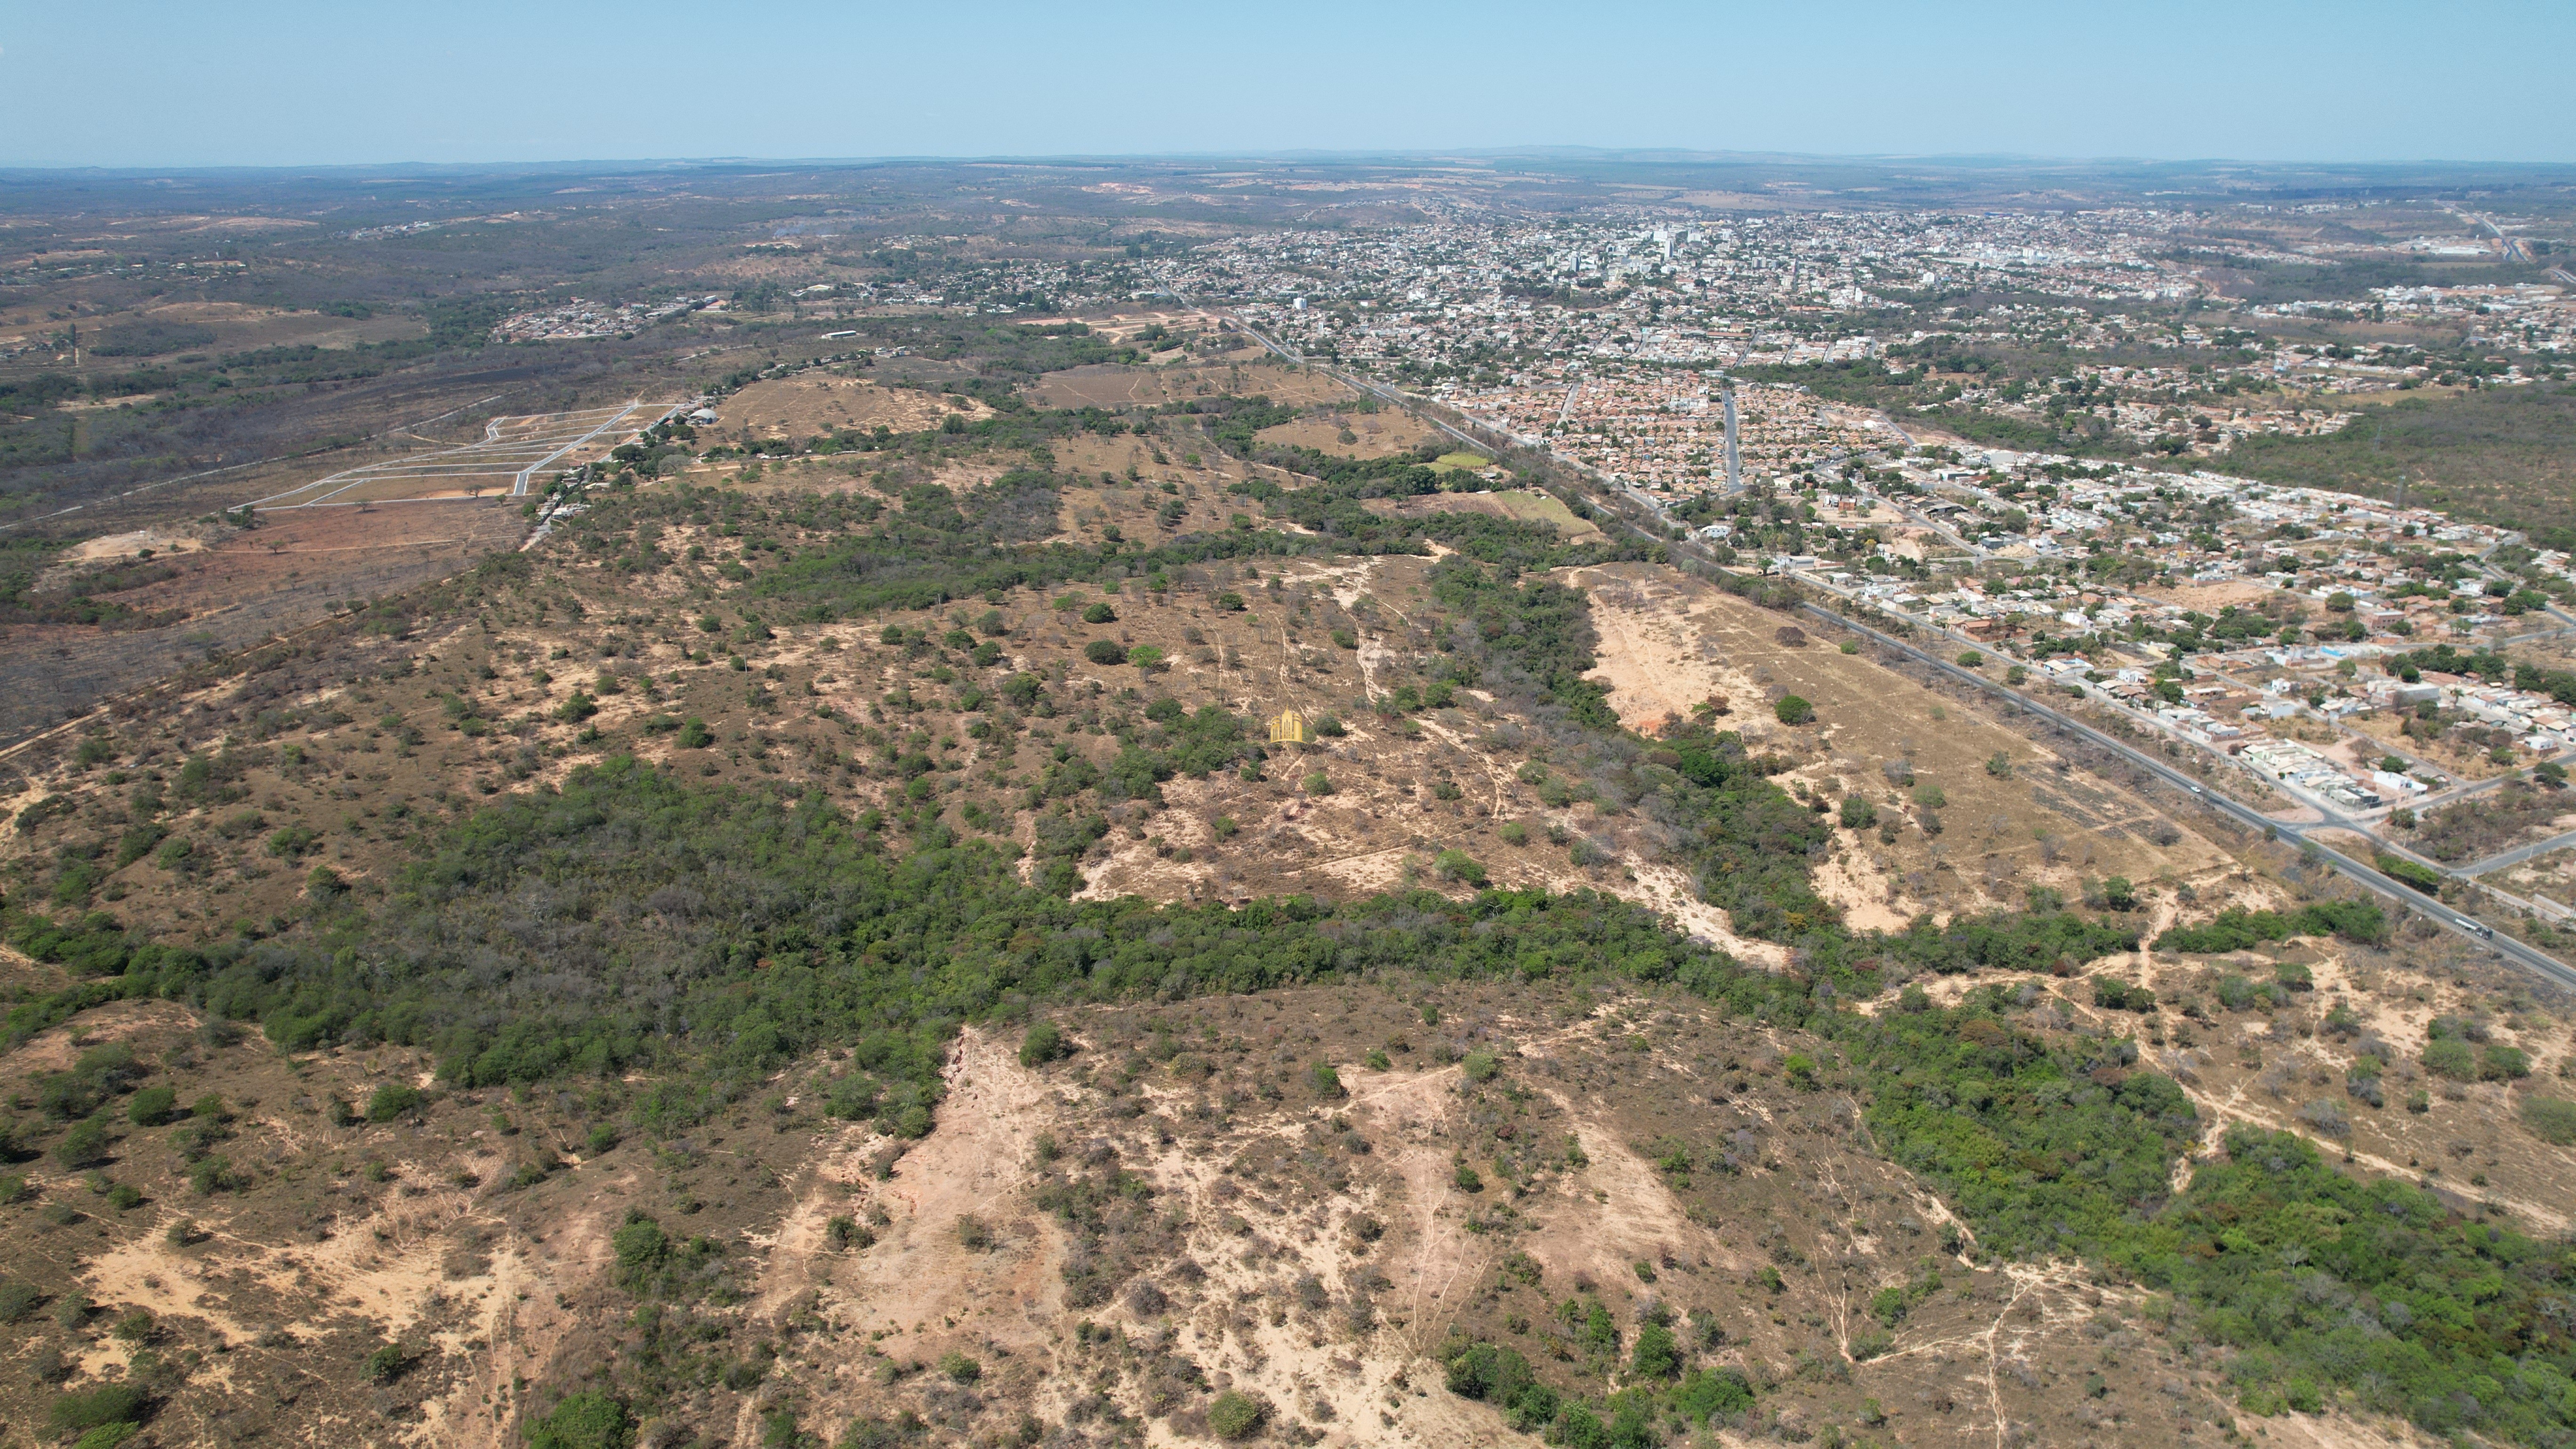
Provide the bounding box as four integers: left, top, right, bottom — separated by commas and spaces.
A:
366, 1083, 423, 1122
1434, 849, 1487, 886
1019, 1020, 1066, 1067
1207, 1391, 1268, 1441
525, 1391, 635, 1449
1630, 1321, 1681, 1378
125, 1086, 176, 1127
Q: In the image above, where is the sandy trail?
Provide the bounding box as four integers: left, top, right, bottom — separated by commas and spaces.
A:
830, 1028, 1066, 1344
1567, 567, 1752, 733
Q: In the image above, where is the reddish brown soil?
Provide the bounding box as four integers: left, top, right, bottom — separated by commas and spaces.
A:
0, 501, 524, 746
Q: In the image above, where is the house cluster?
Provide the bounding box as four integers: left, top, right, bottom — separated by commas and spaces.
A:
1448, 374, 1884, 492
491, 295, 720, 344
1709, 429, 2570, 811
1145, 207, 2567, 501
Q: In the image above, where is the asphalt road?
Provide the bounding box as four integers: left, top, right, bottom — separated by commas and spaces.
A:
1804, 604, 2576, 989
2459, 827, 2576, 878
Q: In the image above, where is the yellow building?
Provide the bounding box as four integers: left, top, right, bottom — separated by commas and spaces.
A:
1267, 708, 1313, 746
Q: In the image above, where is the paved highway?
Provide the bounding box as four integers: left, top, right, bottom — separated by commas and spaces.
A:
1803, 604, 2576, 988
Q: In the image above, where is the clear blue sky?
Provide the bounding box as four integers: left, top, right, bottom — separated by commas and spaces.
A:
5, 0, 2570, 169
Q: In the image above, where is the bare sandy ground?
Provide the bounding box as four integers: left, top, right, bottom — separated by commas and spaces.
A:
715, 378, 992, 439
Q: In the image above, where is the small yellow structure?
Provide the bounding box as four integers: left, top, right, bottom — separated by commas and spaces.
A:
1267, 707, 1313, 746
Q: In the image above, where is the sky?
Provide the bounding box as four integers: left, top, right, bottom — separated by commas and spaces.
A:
3, 0, 2571, 170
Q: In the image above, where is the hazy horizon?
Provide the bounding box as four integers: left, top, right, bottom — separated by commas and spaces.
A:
5, 0, 2570, 170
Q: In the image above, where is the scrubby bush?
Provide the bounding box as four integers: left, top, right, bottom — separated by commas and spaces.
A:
2420, 1038, 2477, 1082
2375, 852, 2444, 894
1207, 1390, 1268, 1441
48, 1384, 147, 1438
525, 1391, 635, 1449
366, 1083, 423, 1122
2157, 901, 2386, 952
2483, 1044, 2533, 1080
2522, 1096, 2576, 1146
125, 1086, 176, 1127
1630, 1320, 1682, 1378
1020, 1020, 1066, 1067
1433, 849, 1487, 887
54, 1119, 110, 1170
2298, 1099, 2350, 1138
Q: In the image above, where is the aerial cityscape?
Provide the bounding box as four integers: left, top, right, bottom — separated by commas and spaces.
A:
2, 8, 2576, 1445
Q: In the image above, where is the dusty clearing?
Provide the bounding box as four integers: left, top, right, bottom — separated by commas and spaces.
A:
1027, 361, 1354, 410
1572, 562, 2237, 921
1256, 410, 1443, 459
715, 376, 991, 440
60, 526, 212, 564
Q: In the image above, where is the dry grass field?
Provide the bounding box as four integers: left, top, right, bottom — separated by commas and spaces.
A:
0, 301, 426, 361
1368, 489, 1602, 541
1570, 563, 2240, 928
711, 377, 991, 441
1254, 409, 1442, 458
2492, 844, 2576, 901
1027, 360, 1355, 410
0, 497, 2256, 961
0, 959, 2463, 1449
0, 499, 526, 747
